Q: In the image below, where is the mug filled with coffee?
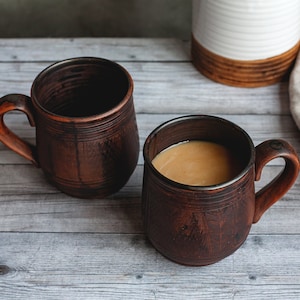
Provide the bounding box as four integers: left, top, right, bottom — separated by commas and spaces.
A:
142, 115, 299, 266
0, 57, 139, 198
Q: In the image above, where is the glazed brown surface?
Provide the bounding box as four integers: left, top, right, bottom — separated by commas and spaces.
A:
142, 116, 299, 265
0, 58, 139, 198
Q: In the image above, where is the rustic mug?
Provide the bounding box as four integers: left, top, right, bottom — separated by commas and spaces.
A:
0, 57, 139, 198
142, 115, 299, 266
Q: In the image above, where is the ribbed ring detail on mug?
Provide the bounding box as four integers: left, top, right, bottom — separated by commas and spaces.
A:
145, 162, 254, 212
191, 34, 300, 87
35, 96, 136, 141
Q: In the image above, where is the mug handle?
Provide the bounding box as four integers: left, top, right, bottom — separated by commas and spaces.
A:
253, 139, 299, 223
0, 94, 39, 166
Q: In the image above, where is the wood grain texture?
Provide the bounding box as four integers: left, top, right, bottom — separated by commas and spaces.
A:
0, 233, 300, 300
0, 38, 190, 62
0, 38, 299, 299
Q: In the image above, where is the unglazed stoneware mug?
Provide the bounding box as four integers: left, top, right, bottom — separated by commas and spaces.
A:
0, 57, 139, 198
142, 115, 299, 266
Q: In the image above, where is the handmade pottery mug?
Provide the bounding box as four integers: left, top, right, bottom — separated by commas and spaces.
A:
0, 57, 139, 198
142, 115, 299, 266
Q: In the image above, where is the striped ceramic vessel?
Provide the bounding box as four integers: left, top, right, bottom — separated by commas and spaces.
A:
192, 0, 300, 87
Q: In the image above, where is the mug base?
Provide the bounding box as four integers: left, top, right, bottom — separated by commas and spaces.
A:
191, 34, 300, 88
147, 233, 249, 267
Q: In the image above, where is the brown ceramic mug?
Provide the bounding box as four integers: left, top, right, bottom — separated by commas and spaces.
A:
0, 57, 139, 198
142, 115, 299, 266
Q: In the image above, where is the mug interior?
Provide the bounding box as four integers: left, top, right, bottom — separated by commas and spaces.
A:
32, 57, 131, 118
144, 115, 255, 187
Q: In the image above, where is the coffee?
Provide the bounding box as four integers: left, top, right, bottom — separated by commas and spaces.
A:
152, 140, 243, 186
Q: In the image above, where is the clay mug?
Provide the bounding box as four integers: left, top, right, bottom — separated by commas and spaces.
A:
142, 115, 299, 266
0, 57, 139, 198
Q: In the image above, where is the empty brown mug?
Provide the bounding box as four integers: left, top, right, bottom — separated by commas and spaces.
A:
142, 115, 299, 266
0, 57, 139, 198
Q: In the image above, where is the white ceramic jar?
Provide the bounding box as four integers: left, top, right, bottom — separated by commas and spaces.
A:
192, 0, 300, 87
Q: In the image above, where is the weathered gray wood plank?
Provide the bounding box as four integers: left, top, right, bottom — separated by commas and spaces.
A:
0, 61, 291, 114
0, 38, 299, 300
0, 38, 190, 62
0, 164, 298, 235
0, 233, 299, 300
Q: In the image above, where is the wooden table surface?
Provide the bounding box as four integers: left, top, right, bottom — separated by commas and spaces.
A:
0, 38, 299, 300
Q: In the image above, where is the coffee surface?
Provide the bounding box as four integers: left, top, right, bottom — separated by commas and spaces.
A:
152, 140, 243, 186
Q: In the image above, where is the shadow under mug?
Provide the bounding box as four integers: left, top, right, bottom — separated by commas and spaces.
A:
0, 57, 139, 198
142, 115, 299, 266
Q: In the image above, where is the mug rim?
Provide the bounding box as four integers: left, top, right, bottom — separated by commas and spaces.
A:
143, 114, 255, 191
30, 56, 134, 123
